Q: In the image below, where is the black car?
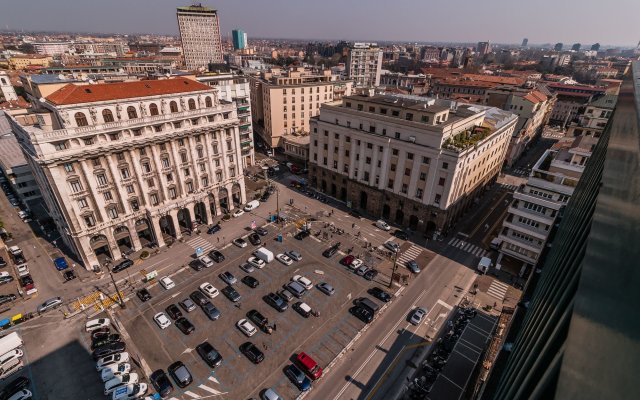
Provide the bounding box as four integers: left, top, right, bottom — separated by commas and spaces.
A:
254, 227, 268, 236
136, 288, 152, 302
189, 259, 205, 271
189, 290, 208, 307
175, 317, 195, 335
168, 361, 193, 388
247, 309, 269, 332
248, 233, 261, 245
63, 270, 76, 281
363, 269, 379, 281
196, 341, 223, 368
0, 376, 30, 400
221, 286, 241, 302
209, 250, 225, 262
264, 292, 288, 312
0, 294, 16, 306
207, 224, 222, 234
201, 301, 221, 321
112, 259, 133, 273
393, 230, 409, 240
294, 230, 311, 240
241, 276, 259, 288
349, 209, 362, 219
91, 333, 121, 350
260, 193, 271, 202
165, 304, 183, 320
91, 341, 126, 360
0, 257, 6, 267
239, 342, 264, 364
368, 287, 392, 303
349, 305, 373, 323
0, 276, 14, 285
322, 243, 341, 258
150, 369, 174, 398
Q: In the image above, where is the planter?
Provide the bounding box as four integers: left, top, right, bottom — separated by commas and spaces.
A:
139, 250, 150, 260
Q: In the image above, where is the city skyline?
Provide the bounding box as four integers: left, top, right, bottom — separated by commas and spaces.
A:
0, 0, 638, 47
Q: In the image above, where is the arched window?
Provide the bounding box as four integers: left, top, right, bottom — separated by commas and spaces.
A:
127, 106, 138, 119
188, 99, 196, 110
149, 103, 159, 116
75, 112, 88, 127
102, 109, 114, 123
170, 101, 179, 113
205, 96, 213, 107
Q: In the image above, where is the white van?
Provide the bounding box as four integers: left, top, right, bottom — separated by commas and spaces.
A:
0, 349, 23, 368
478, 257, 492, 274
104, 373, 139, 395
244, 200, 260, 212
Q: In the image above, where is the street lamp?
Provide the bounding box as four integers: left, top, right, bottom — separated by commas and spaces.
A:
388, 249, 399, 289
109, 270, 126, 309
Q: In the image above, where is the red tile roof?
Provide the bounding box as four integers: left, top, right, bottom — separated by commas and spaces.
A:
523, 90, 548, 104
46, 78, 211, 105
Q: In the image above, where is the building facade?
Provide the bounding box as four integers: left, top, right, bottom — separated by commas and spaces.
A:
232, 29, 247, 50
177, 5, 224, 70
197, 71, 255, 167
32, 42, 72, 56
347, 43, 383, 88
0, 72, 18, 102
8, 55, 52, 70
249, 67, 353, 148
8, 78, 246, 270
309, 94, 517, 233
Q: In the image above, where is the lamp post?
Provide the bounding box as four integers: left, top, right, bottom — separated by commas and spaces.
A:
388, 248, 399, 289
109, 270, 126, 309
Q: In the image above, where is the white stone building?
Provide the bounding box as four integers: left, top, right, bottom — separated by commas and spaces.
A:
8, 78, 246, 269
177, 5, 224, 70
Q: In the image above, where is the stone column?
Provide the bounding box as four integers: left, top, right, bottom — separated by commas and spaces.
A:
126, 219, 142, 251
169, 208, 183, 240
150, 215, 166, 248
203, 196, 213, 224
186, 202, 196, 228
78, 235, 99, 270
104, 229, 123, 261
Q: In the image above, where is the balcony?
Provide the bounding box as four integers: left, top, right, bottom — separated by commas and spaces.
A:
498, 233, 543, 254
513, 191, 562, 211
507, 205, 555, 225
502, 218, 549, 241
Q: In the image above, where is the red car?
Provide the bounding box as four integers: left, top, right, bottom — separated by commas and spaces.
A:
340, 255, 355, 266
296, 352, 323, 380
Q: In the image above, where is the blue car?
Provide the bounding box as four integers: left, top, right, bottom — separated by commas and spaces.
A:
285, 364, 311, 391
54, 257, 68, 271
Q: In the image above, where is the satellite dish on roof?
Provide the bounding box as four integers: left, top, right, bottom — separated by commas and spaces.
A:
58, 74, 65, 80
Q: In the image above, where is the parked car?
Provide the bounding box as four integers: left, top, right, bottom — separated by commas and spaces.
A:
96, 353, 129, 371
394, 230, 409, 240
92, 341, 126, 360
154, 312, 171, 330
406, 260, 421, 274
179, 298, 197, 313
63, 270, 76, 281
340, 255, 355, 266
150, 369, 173, 398
292, 275, 313, 290
264, 292, 288, 312
247, 256, 265, 269
198, 255, 215, 268
248, 233, 261, 245
219, 271, 237, 285
236, 319, 257, 337
15, 265, 28, 277
294, 230, 310, 240
233, 238, 248, 248
278, 289, 295, 303
0, 294, 17, 306
209, 250, 225, 263
110, 383, 147, 400
201, 301, 221, 321
207, 224, 221, 234
112, 259, 133, 273
368, 287, 392, 302
189, 291, 208, 307
53, 257, 68, 271
255, 227, 268, 236
239, 342, 264, 364
384, 241, 400, 253
101, 363, 131, 383
189, 259, 205, 272
247, 310, 270, 333
91, 328, 111, 341
349, 306, 373, 323
37, 297, 63, 314
0, 276, 15, 285
160, 277, 175, 290
276, 253, 293, 266
175, 317, 195, 335
285, 364, 312, 391
292, 302, 312, 318
241, 276, 259, 288
239, 263, 255, 273
356, 265, 370, 276
322, 243, 341, 258
287, 251, 302, 261
0, 377, 30, 400
316, 282, 335, 296
196, 341, 223, 368
285, 281, 307, 298
86, 318, 110, 332
221, 286, 241, 302
232, 209, 245, 218
136, 288, 152, 302
91, 334, 121, 350
410, 307, 427, 325
104, 373, 139, 396
199, 282, 219, 298
168, 361, 193, 388
375, 220, 391, 231
296, 352, 323, 380
363, 269, 379, 281
165, 304, 182, 320
0, 257, 6, 267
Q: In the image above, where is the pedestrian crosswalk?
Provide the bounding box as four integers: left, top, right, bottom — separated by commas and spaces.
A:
186, 236, 215, 254
511, 168, 529, 176
167, 375, 227, 399
448, 238, 489, 258
500, 183, 519, 191
397, 244, 423, 265
487, 280, 509, 301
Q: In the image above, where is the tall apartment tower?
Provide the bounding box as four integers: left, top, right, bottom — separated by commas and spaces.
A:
0, 72, 18, 102
177, 4, 224, 70
347, 43, 383, 88
232, 29, 247, 50
477, 41, 492, 56
521, 38, 528, 47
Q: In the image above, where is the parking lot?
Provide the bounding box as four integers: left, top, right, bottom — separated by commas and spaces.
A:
117, 221, 393, 399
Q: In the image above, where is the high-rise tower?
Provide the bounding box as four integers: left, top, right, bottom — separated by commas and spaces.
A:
177, 4, 224, 70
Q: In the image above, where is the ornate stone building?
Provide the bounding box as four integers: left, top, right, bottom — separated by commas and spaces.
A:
9, 78, 246, 269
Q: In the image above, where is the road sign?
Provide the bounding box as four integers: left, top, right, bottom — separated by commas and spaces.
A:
195, 247, 203, 257
251, 220, 256, 230
146, 270, 158, 281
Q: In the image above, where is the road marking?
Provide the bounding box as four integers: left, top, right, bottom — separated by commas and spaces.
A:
487, 280, 509, 300
198, 384, 224, 395
184, 391, 201, 398
436, 299, 453, 310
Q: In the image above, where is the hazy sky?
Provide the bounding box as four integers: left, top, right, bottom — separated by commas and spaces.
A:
1, 0, 638, 46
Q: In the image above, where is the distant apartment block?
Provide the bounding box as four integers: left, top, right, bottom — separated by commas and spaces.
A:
8, 55, 53, 70
32, 42, 72, 56
347, 43, 383, 88
232, 29, 247, 50
177, 4, 224, 70
309, 93, 517, 233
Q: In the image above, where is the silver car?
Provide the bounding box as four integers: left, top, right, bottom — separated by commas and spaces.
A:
410, 307, 427, 325
239, 263, 255, 273
316, 282, 335, 296
37, 297, 63, 313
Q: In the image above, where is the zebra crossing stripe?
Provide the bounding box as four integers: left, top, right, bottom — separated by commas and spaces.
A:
462, 243, 473, 251
472, 247, 484, 256
449, 238, 459, 246
198, 384, 224, 395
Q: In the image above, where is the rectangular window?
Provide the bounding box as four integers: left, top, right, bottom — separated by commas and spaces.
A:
199, 163, 206, 172
147, 178, 155, 187
442, 162, 449, 170
405, 168, 411, 176
150, 193, 159, 206
201, 176, 209, 187
363, 172, 370, 181
184, 168, 190, 177
333, 160, 338, 168
392, 148, 399, 156
130, 199, 139, 211
390, 164, 396, 171
438, 177, 446, 186
120, 167, 130, 179
139, 148, 146, 156
116, 153, 125, 161
434, 194, 441, 204
407, 153, 414, 160
186, 181, 194, 193
166, 173, 173, 182
92, 158, 101, 167
197, 148, 204, 158
323, 157, 328, 166
392, 110, 400, 116
161, 158, 170, 168
54, 141, 67, 151
387, 179, 394, 189
178, 138, 184, 146
229, 168, 236, 177
405, 113, 413, 121
395, 132, 401, 139
343, 164, 349, 173
380, 108, 387, 114
367, 143, 373, 149
419, 172, 427, 181
107, 208, 118, 219
103, 191, 113, 201
126, 185, 134, 194
168, 187, 177, 199
401, 184, 408, 194
416, 188, 423, 198
142, 163, 151, 173
78, 198, 88, 209
84, 214, 96, 227
216, 171, 223, 181
365, 157, 371, 165
63, 163, 74, 173
180, 152, 188, 163
422, 157, 430, 164
228, 155, 234, 163
96, 174, 108, 186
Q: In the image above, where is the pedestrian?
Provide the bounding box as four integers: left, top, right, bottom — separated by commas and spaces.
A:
273, 323, 277, 331
217, 237, 220, 243
352, 223, 355, 229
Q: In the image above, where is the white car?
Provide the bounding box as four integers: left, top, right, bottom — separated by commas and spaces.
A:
292, 275, 313, 290
233, 238, 248, 248
86, 318, 110, 332
247, 256, 265, 269
7, 390, 31, 400
232, 209, 245, 218
198, 255, 215, 268
375, 219, 391, 231
410, 307, 428, 325
159, 276, 175, 290
154, 312, 171, 329
101, 363, 131, 382
384, 241, 401, 253
104, 373, 139, 395
276, 253, 293, 266
239, 263, 255, 273
236, 319, 257, 337
350, 258, 364, 270
0, 349, 23, 367
15, 264, 29, 277
111, 383, 147, 400
199, 282, 219, 298
96, 352, 129, 371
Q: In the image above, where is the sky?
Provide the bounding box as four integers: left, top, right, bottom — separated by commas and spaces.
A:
1, 0, 638, 47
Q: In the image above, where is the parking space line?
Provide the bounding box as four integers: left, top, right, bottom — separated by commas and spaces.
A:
184, 390, 201, 398
198, 384, 225, 395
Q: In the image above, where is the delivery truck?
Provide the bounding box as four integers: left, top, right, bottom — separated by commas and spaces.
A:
254, 247, 274, 264
0, 332, 23, 357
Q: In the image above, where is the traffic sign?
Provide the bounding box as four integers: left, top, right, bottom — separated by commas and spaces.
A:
195, 247, 203, 257
251, 220, 256, 230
